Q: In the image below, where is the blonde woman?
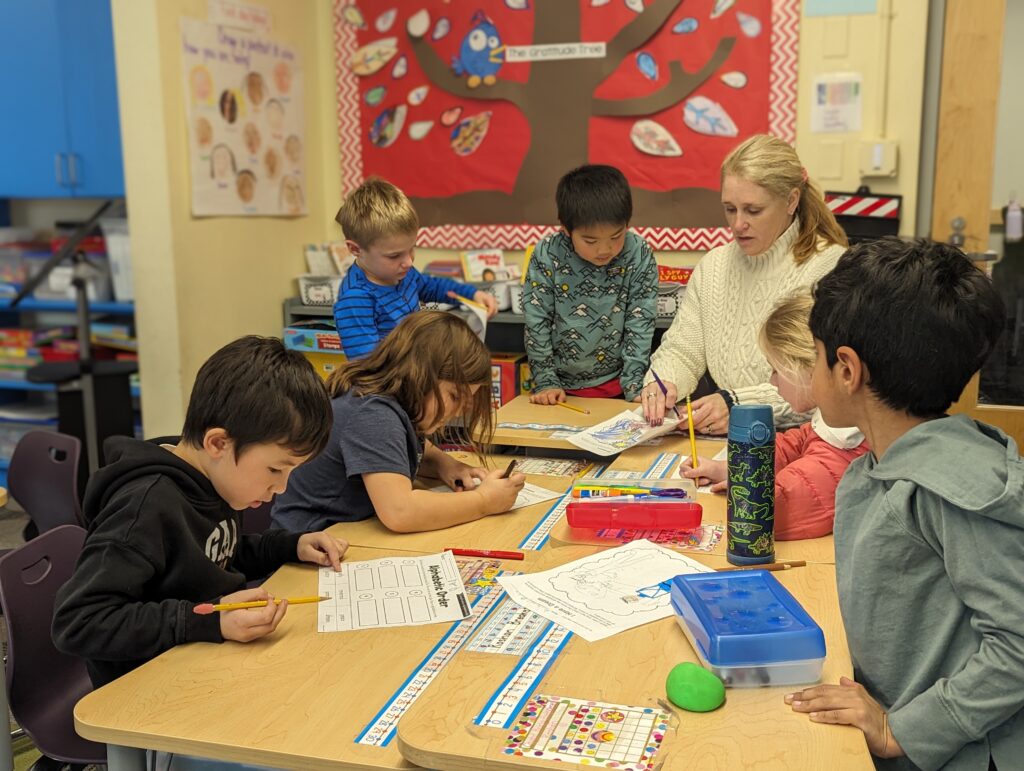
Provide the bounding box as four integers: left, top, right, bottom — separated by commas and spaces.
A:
680, 292, 868, 540
642, 134, 848, 433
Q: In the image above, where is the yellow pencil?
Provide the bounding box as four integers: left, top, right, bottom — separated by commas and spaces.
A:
686, 396, 698, 471
193, 596, 328, 615
557, 401, 590, 415
450, 293, 488, 311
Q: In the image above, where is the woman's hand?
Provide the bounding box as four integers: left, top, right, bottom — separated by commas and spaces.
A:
785, 677, 904, 759
690, 393, 729, 435
297, 532, 348, 571
641, 380, 678, 425
679, 456, 727, 491
475, 468, 526, 514
530, 388, 566, 405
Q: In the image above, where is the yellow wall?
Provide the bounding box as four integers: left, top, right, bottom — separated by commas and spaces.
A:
111, 0, 341, 434
114, 1, 930, 428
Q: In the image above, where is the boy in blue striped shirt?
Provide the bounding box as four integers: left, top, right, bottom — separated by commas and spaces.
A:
333, 178, 497, 358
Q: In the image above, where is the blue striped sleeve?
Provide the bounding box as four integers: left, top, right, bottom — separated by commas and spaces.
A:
417, 273, 477, 304
334, 287, 382, 359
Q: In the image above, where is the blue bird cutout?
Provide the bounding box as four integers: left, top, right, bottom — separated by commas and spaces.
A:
451, 10, 505, 88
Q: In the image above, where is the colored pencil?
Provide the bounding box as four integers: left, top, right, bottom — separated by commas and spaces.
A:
650, 369, 681, 418
193, 596, 328, 614
446, 548, 525, 561
501, 459, 518, 479
686, 396, 699, 473
716, 561, 807, 573
557, 401, 590, 415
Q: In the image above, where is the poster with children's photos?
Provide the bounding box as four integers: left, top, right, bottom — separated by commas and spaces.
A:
181, 17, 306, 216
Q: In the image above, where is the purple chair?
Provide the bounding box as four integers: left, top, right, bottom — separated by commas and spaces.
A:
0, 525, 105, 768
8, 431, 84, 536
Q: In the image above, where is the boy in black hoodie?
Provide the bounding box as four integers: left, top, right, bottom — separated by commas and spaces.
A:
53, 335, 348, 688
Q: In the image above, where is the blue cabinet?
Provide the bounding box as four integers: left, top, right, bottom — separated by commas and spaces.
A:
0, 0, 124, 198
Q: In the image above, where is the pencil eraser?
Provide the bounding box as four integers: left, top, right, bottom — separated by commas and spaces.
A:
193, 603, 215, 615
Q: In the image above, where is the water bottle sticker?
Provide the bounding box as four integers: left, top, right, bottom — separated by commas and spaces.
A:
727, 442, 775, 557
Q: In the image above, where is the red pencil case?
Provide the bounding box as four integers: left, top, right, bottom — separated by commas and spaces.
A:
565, 501, 703, 530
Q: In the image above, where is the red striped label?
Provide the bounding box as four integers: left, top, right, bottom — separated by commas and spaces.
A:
825, 194, 901, 219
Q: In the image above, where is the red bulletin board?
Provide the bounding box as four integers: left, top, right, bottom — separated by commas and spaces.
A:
334, 0, 798, 250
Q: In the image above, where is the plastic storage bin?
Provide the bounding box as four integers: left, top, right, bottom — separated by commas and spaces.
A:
566, 500, 702, 529
669, 570, 826, 688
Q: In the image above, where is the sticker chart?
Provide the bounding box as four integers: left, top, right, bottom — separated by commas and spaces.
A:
355, 562, 515, 747
318, 551, 469, 632
504, 695, 670, 771
568, 409, 680, 456
475, 622, 574, 728
518, 493, 571, 551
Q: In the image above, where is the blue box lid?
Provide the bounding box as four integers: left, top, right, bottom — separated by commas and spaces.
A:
669, 571, 826, 666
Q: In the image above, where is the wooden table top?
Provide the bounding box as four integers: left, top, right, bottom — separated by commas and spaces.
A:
547, 435, 837, 564
396, 551, 870, 770
74, 545, 539, 770
490, 396, 631, 451
326, 452, 576, 554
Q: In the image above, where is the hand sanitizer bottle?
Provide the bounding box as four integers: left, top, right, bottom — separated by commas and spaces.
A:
1007, 192, 1023, 243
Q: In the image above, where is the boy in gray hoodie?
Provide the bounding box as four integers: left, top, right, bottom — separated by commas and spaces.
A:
785, 238, 1021, 771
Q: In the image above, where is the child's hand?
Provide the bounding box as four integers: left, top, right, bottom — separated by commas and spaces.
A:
475, 468, 526, 514
440, 458, 487, 492
530, 388, 566, 405
218, 587, 288, 643
690, 393, 730, 435
297, 532, 348, 571
679, 457, 727, 491
472, 290, 499, 318
785, 677, 904, 759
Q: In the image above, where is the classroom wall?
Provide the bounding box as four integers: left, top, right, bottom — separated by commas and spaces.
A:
111, 0, 341, 435
991, 0, 1024, 210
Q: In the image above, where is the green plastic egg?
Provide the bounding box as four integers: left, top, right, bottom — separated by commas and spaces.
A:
665, 662, 726, 712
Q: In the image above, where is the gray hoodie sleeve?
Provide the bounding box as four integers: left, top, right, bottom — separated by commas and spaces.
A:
887, 498, 1024, 770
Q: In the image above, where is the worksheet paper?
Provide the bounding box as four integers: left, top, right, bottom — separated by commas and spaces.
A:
568, 408, 680, 456
428, 481, 563, 511
498, 540, 710, 642
318, 551, 470, 632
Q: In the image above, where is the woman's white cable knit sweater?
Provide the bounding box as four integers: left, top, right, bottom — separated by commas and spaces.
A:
647, 219, 845, 428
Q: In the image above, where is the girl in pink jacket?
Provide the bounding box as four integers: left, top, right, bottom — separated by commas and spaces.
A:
681, 292, 868, 540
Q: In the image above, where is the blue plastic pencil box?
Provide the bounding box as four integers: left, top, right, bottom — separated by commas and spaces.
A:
669, 570, 826, 688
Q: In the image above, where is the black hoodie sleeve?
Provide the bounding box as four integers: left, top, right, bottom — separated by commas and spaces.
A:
231, 529, 305, 580
52, 538, 223, 663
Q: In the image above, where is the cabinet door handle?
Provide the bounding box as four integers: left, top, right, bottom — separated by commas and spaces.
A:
54, 153, 67, 187
68, 153, 79, 187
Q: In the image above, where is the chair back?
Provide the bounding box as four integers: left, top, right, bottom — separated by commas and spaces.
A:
8, 431, 84, 534
242, 499, 273, 535
0, 525, 105, 764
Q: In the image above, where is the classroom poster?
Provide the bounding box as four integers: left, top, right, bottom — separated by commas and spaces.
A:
333, 0, 800, 251
181, 17, 307, 217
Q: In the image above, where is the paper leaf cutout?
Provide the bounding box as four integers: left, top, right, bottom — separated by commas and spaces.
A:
683, 96, 738, 137
736, 12, 762, 37
369, 105, 407, 148
450, 112, 492, 156
409, 120, 434, 140
630, 119, 683, 157
375, 8, 397, 33
673, 17, 698, 33
720, 71, 748, 88
350, 38, 398, 76
407, 9, 429, 38
364, 86, 387, 106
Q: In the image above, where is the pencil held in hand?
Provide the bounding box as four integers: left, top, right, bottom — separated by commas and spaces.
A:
193, 596, 328, 614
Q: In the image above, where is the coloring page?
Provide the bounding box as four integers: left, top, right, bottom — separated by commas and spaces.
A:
568, 408, 680, 456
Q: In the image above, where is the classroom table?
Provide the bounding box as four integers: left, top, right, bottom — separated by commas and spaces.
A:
73, 545, 539, 770
325, 452, 578, 554
490, 395, 630, 451
76, 545, 870, 771
548, 433, 838, 564
394, 552, 871, 770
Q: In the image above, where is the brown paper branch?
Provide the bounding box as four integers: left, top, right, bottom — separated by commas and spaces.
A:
602, 0, 683, 77
592, 37, 736, 117
408, 33, 525, 108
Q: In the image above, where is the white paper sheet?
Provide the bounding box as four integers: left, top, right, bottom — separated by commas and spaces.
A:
429, 481, 562, 511
318, 551, 470, 632
568, 408, 680, 456
497, 540, 710, 642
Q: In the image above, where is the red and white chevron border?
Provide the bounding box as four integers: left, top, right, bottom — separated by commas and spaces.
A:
825, 194, 901, 219
334, 1, 798, 252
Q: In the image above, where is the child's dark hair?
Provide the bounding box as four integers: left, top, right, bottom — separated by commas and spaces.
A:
556, 164, 632, 233
181, 336, 332, 458
810, 238, 1005, 418
326, 311, 493, 448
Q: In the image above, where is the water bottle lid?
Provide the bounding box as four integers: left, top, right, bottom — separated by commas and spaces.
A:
728, 404, 775, 445
750, 421, 771, 443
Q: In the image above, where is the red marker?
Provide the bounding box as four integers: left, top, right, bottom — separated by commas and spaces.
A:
445, 548, 525, 561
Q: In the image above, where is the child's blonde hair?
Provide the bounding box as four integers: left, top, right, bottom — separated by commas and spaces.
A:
326, 311, 493, 448
759, 292, 816, 380
721, 135, 848, 264
335, 177, 419, 249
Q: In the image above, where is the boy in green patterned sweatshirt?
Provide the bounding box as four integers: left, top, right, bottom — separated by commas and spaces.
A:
523, 165, 658, 403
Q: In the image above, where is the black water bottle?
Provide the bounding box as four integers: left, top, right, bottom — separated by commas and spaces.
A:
726, 405, 776, 565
